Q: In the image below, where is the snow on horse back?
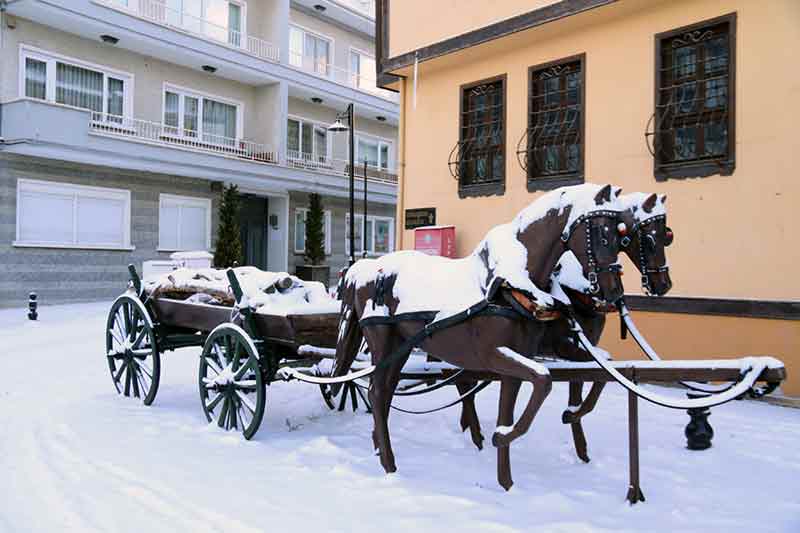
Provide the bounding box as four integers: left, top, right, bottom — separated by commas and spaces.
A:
344, 182, 626, 319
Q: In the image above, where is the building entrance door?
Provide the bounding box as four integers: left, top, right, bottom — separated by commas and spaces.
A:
238, 195, 269, 269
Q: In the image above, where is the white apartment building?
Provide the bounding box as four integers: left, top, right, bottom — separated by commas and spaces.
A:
0, 0, 399, 306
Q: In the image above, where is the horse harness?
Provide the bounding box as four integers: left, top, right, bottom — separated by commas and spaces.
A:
561, 210, 624, 295
620, 213, 672, 294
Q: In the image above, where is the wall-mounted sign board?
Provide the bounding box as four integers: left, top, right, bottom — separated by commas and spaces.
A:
405, 207, 436, 229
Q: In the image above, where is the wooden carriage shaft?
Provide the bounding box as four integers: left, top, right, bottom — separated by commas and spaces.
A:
401, 366, 787, 384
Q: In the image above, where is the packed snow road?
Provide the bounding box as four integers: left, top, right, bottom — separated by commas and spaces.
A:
0, 301, 798, 533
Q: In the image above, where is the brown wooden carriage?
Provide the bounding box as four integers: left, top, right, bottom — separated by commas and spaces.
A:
105, 265, 350, 439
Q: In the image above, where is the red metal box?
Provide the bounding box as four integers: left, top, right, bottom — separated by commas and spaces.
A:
414, 225, 456, 258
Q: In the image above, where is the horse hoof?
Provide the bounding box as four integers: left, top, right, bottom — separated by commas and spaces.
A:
498, 477, 514, 491
562, 410, 576, 424
577, 450, 591, 463
473, 435, 484, 451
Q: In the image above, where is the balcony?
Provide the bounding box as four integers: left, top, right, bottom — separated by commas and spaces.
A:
89, 112, 278, 164
286, 149, 397, 185
1, 99, 397, 204
288, 51, 398, 103
95, 0, 280, 62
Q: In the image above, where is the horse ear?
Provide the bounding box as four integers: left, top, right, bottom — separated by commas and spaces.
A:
642, 193, 658, 213
594, 184, 613, 205
660, 194, 667, 205
613, 186, 623, 198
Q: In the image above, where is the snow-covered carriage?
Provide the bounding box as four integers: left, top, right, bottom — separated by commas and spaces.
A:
104, 184, 788, 503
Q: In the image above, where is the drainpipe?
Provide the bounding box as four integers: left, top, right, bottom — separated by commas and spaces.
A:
396, 76, 407, 249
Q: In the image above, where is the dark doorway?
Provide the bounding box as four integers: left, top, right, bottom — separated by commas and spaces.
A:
238, 194, 269, 269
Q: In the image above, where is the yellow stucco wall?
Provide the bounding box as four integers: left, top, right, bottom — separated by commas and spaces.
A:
394, 0, 800, 301
387, 0, 561, 57
390, 0, 799, 394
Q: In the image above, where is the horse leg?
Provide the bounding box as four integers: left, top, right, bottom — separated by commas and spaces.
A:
456, 379, 484, 450
368, 332, 409, 474
563, 381, 606, 462
490, 351, 553, 448
565, 381, 590, 462
496, 377, 522, 490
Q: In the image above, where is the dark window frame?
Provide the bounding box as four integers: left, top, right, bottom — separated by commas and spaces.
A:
526, 53, 586, 192
653, 13, 736, 181
457, 74, 507, 198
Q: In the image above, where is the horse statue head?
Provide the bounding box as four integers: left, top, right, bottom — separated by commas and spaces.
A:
476, 183, 626, 309
618, 192, 673, 296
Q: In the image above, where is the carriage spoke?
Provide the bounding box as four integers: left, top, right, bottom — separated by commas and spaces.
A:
131, 364, 141, 398
236, 390, 257, 415
205, 391, 223, 413
114, 361, 127, 384
217, 395, 230, 429
237, 402, 252, 428
136, 370, 149, 397
204, 353, 223, 376
230, 398, 238, 430
132, 326, 149, 350
233, 357, 255, 381
109, 327, 125, 350
123, 363, 132, 396
122, 303, 132, 339
234, 379, 257, 390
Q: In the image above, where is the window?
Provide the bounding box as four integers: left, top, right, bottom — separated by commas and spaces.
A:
345, 214, 394, 255
287, 118, 329, 163
158, 194, 211, 251
289, 25, 331, 76
458, 76, 506, 197
654, 14, 735, 180
356, 136, 392, 171
163, 85, 241, 146
349, 49, 377, 92
152, 1, 244, 46
15, 179, 131, 249
526, 55, 584, 190
294, 208, 332, 254
20, 46, 132, 121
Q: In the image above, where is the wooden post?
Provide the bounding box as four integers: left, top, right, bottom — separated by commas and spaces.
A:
626, 389, 645, 504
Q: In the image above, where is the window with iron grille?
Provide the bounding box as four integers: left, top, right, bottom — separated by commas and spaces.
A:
653, 14, 735, 180
457, 76, 506, 197
525, 55, 584, 190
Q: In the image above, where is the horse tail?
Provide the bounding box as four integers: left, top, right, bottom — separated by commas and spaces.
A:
330, 277, 363, 395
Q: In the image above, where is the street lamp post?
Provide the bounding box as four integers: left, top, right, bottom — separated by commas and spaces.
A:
328, 103, 356, 265
363, 159, 368, 258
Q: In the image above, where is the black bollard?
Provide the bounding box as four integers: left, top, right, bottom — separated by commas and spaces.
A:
685, 392, 714, 450
28, 292, 38, 320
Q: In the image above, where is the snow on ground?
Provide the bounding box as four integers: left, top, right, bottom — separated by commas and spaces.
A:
0, 301, 798, 533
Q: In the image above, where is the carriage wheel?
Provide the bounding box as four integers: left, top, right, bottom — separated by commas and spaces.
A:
320, 381, 372, 413
199, 324, 266, 440
105, 294, 161, 405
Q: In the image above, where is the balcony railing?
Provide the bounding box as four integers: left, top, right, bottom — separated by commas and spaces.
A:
288, 51, 398, 102
98, 0, 280, 62
87, 112, 397, 185
331, 0, 376, 19
286, 149, 398, 185
89, 113, 278, 163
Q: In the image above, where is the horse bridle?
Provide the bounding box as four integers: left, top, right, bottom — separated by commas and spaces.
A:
561, 210, 624, 295
620, 214, 672, 294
